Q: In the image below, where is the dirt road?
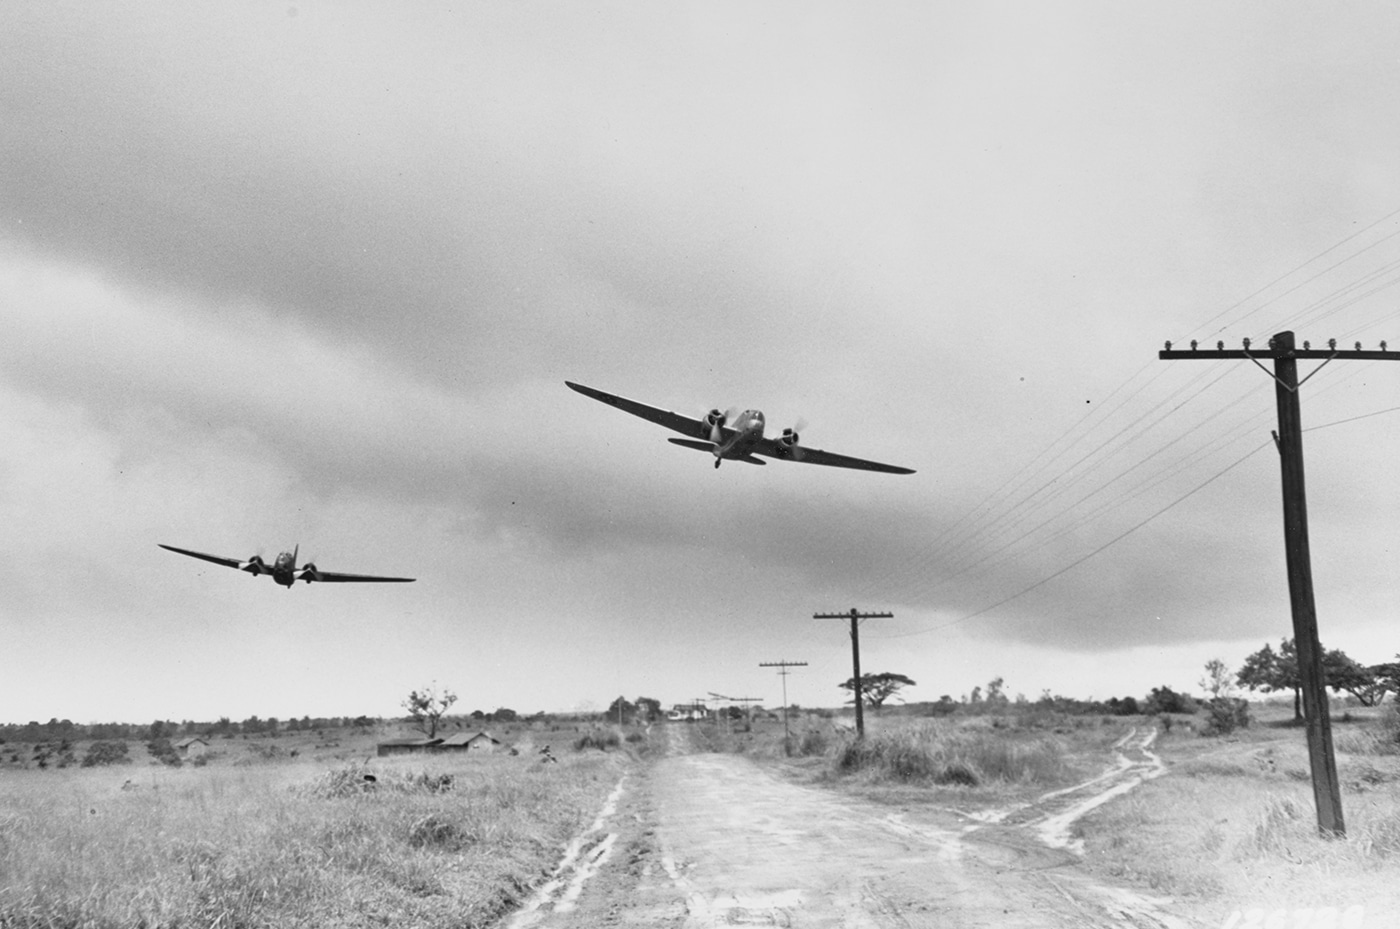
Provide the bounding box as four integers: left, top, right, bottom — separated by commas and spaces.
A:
506, 727, 1207, 929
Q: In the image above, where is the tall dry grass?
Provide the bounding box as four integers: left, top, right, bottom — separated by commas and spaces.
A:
830, 721, 1075, 788
0, 751, 622, 928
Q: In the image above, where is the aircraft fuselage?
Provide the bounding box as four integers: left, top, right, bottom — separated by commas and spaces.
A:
715, 410, 765, 461
270, 551, 297, 588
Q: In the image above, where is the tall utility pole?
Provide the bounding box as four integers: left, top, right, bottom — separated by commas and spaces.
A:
760, 660, 808, 744
1160, 330, 1398, 837
814, 609, 895, 738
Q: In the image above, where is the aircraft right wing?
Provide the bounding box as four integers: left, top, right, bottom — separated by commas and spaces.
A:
301, 569, 416, 583
158, 544, 249, 571
565, 381, 726, 442
752, 440, 915, 474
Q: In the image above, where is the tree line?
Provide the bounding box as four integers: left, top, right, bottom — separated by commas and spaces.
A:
0, 715, 381, 745
1235, 638, 1400, 720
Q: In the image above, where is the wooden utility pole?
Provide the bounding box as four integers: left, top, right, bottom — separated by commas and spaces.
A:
814, 609, 895, 738
708, 692, 763, 730
1160, 330, 1398, 837
760, 660, 808, 744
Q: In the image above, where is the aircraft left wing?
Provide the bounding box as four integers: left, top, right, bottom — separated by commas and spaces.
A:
753, 437, 916, 474
565, 381, 721, 441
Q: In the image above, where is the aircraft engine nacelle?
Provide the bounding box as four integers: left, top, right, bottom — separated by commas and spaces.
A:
241, 555, 267, 575
298, 563, 321, 583
778, 427, 803, 459
705, 408, 727, 444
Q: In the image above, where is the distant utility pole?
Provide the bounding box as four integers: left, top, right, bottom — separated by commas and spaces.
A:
1160, 330, 1399, 838
814, 608, 895, 738
708, 692, 763, 729
759, 660, 808, 743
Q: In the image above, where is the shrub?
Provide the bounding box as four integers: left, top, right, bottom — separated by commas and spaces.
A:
146, 737, 183, 767
789, 728, 829, 757
81, 740, 130, 767
1200, 697, 1251, 737
573, 730, 621, 752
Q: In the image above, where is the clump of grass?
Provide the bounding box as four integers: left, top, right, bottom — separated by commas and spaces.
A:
1336, 704, 1400, 756
298, 765, 455, 799
573, 730, 620, 751
832, 725, 1069, 787
407, 812, 471, 850
1249, 795, 1306, 854
1178, 758, 1255, 778
788, 728, 830, 757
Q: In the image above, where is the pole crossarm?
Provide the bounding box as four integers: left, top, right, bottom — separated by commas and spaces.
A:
813, 610, 896, 624
1159, 337, 1394, 361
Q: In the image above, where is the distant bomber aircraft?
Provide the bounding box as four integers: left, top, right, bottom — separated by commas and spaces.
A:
158, 544, 415, 588
565, 381, 916, 474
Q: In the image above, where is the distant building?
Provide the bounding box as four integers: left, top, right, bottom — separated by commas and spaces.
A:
175, 737, 209, 759
376, 738, 443, 757
667, 704, 707, 722
439, 731, 502, 753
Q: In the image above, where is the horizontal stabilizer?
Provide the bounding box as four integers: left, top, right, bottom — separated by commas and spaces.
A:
666, 438, 715, 453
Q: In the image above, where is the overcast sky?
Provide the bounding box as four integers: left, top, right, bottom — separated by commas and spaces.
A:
3, 2, 1398, 725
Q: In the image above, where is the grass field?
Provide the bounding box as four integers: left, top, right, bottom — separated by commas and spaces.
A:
1075, 703, 1400, 917
0, 725, 636, 928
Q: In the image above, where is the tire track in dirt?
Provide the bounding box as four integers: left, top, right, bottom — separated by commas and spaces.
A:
503, 774, 629, 929
959, 725, 1167, 852
504, 724, 1200, 929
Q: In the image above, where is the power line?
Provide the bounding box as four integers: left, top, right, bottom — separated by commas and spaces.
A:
880, 436, 1271, 639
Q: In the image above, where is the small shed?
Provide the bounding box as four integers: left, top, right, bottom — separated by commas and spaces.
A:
439, 731, 502, 753
175, 737, 209, 759
376, 738, 443, 757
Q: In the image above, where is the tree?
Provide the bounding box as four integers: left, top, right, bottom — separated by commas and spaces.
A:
1237, 640, 1302, 721
984, 676, 1008, 708
635, 697, 662, 723
1142, 685, 1196, 715
1236, 638, 1377, 719
1106, 696, 1140, 716
402, 683, 458, 738
839, 672, 916, 711
606, 696, 636, 724
1199, 658, 1234, 698
1322, 649, 1390, 707
1373, 660, 1400, 701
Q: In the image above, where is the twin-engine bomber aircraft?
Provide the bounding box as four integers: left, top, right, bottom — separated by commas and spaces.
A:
565, 381, 915, 474
158, 544, 415, 588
